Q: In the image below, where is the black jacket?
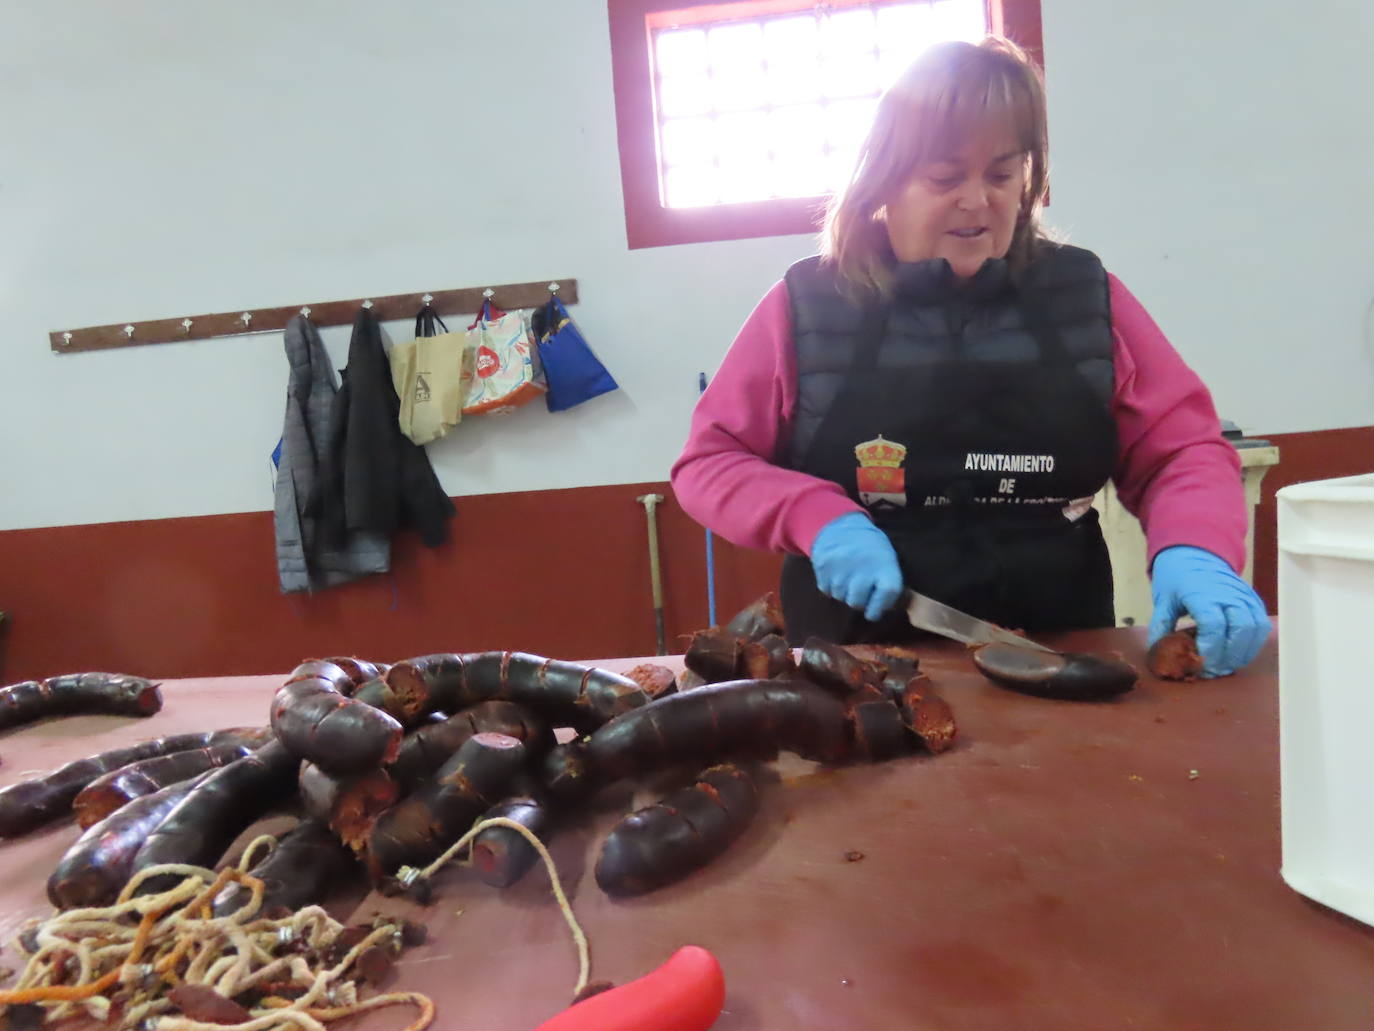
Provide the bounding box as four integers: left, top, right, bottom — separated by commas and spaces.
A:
317, 309, 455, 549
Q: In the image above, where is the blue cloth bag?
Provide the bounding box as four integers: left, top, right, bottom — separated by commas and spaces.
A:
531, 295, 619, 412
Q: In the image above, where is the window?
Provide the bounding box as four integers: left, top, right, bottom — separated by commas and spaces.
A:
608, 0, 1045, 249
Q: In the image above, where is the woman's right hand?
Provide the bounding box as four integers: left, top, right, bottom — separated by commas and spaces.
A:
809, 512, 905, 622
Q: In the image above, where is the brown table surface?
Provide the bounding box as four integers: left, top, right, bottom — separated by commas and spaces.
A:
1, 629, 1372, 1030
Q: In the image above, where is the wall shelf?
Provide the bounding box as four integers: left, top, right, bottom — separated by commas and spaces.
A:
49, 278, 579, 354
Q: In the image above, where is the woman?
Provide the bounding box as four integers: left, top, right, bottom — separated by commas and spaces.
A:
670, 37, 1269, 677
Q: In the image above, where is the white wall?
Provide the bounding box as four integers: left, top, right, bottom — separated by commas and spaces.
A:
2, 0, 1370, 532
1041, 0, 1374, 436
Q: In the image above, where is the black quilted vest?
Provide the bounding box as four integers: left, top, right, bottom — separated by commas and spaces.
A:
784, 244, 1114, 468
777, 243, 1120, 643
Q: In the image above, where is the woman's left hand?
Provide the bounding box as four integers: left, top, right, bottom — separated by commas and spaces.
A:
1147, 545, 1272, 677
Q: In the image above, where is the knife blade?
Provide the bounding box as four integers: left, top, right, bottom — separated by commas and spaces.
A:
902, 590, 1057, 653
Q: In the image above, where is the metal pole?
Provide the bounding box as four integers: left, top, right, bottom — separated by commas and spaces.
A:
636, 493, 667, 655
699, 372, 718, 627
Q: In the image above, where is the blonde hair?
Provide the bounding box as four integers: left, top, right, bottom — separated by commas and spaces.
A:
821, 37, 1050, 300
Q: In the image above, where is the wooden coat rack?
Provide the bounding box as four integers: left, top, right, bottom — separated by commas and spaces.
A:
49, 278, 579, 355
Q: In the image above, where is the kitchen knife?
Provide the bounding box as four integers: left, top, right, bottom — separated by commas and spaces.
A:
902, 590, 1057, 653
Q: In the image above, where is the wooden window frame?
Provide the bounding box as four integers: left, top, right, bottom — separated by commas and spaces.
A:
608, 0, 1044, 249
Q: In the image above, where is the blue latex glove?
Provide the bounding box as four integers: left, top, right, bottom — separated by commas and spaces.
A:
1147, 545, 1272, 677
809, 512, 904, 623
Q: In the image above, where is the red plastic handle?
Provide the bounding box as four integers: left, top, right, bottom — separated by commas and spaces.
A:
531, 945, 725, 1031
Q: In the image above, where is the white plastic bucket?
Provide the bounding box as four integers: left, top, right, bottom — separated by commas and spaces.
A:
1277, 472, 1374, 926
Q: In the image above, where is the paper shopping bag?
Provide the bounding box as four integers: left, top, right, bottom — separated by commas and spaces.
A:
390, 307, 471, 444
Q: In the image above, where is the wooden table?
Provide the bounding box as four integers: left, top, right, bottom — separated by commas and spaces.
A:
2, 629, 1372, 1030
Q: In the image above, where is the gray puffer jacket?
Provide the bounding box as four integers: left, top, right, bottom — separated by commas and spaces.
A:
274, 315, 390, 593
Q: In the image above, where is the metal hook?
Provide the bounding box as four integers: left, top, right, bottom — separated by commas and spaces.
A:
548, 282, 560, 294
123, 324, 135, 339
240, 312, 252, 327
361, 299, 374, 310
300, 306, 311, 318
482, 288, 495, 299
62, 332, 72, 346
181, 318, 193, 333
421, 294, 434, 306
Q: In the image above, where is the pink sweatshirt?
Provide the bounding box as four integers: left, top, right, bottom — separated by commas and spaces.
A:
670, 272, 1247, 574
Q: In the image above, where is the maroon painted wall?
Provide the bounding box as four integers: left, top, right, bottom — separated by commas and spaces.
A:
1, 425, 1368, 682
1250, 425, 1374, 612
0, 483, 780, 682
